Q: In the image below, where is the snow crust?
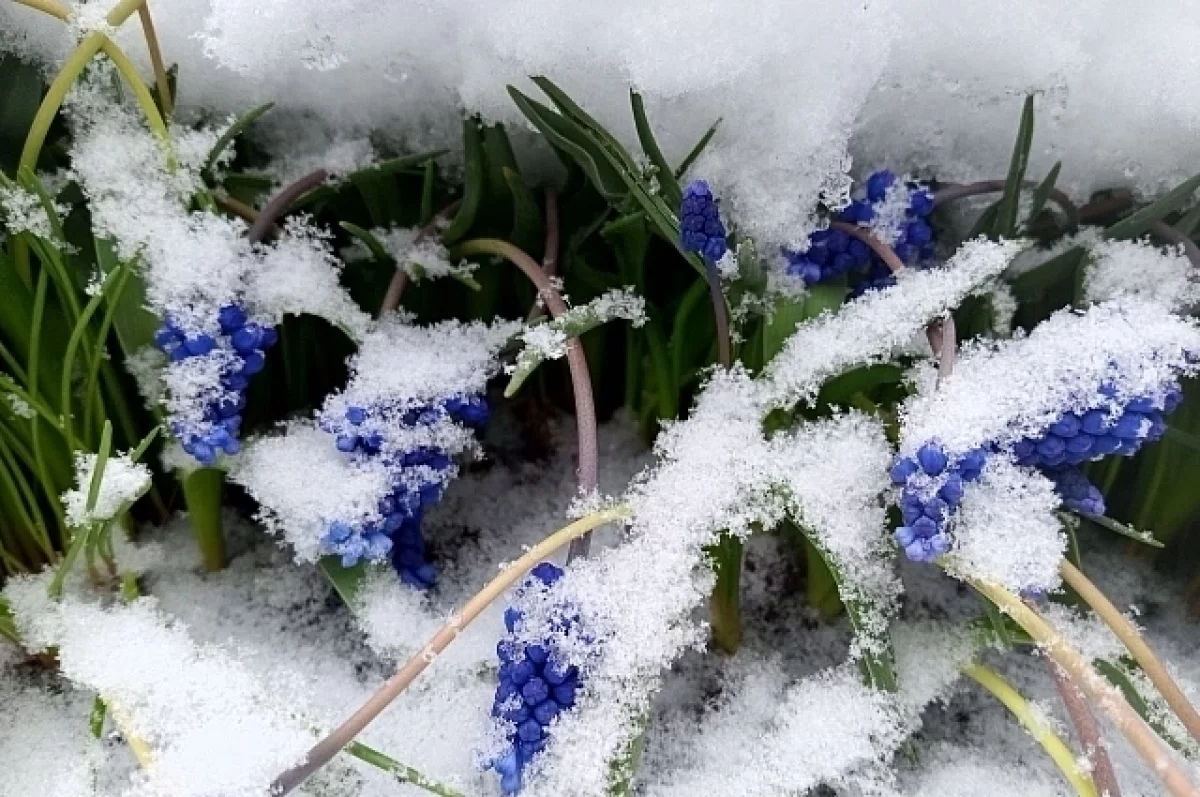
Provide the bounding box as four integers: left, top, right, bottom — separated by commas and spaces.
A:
62, 452, 153, 528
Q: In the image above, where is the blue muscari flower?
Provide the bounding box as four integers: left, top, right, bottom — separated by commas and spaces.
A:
156, 304, 278, 467
490, 563, 583, 795
892, 381, 1184, 563
679, 180, 729, 263
786, 169, 936, 290
320, 394, 489, 587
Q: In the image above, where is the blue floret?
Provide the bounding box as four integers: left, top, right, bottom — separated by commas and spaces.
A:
679, 180, 729, 263
156, 304, 278, 466
490, 562, 584, 794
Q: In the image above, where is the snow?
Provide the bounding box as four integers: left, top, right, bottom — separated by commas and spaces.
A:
0, 183, 61, 240
900, 299, 1200, 459
61, 451, 153, 528
363, 226, 476, 284
1083, 238, 1200, 312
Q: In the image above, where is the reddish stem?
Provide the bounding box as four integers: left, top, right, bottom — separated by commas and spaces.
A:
378, 199, 463, 317
452, 239, 599, 562
1152, 221, 1200, 271
933, 179, 1080, 230
527, 188, 560, 323
247, 169, 328, 244
829, 221, 906, 274
1049, 661, 1123, 797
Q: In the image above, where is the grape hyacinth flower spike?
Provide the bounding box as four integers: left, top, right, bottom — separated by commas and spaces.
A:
156, 303, 279, 466
316, 392, 489, 588
491, 562, 585, 794
680, 180, 729, 262
785, 169, 936, 290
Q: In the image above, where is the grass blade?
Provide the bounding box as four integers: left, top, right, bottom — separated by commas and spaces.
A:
1103, 171, 1200, 241
85, 420, 113, 513
204, 102, 274, 176
675, 118, 721, 179
994, 95, 1035, 238
1025, 161, 1062, 228
439, 120, 485, 244
630, 90, 681, 208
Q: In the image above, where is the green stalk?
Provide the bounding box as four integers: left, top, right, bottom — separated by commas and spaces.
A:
182, 467, 226, 572
344, 742, 464, 797
708, 533, 743, 654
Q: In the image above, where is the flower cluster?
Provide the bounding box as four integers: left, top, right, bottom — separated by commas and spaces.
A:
155, 304, 278, 466
491, 563, 584, 794
893, 381, 1183, 562
785, 170, 935, 291
317, 394, 488, 587
680, 180, 729, 262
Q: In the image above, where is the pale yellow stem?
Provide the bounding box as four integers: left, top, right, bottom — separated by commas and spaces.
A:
135, 3, 171, 118
969, 575, 1200, 797
1061, 560, 1200, 745
270, 506, 632, 795
964, 663, 1098, 797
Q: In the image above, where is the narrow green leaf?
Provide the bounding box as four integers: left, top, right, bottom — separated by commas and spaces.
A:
85, 421, 113, 513
344, 741, 464, 797
1025, 161, 1062, 229
1095, 658, 1195, 756
501, 166, 543, 251
507, 88, 627, 201
203, 102, 274, 176
1009, 246, 1086, 305
530, 76, 639, 173
668, 277, 714, 391
419, 159, 435, 225
706, 534, 743, 653
1104, 171, 1200, 241
89, 696, 107, 738
129, 426, 160, 464
439, 120, 485, 244
1173, 204, 1200, 237
340, 222, 393, 263
994, 95, 1035, 238
1068, 511, 1164, 548
675, 118, 721, 180
630, 91, 681, 208
982, 599, 1014, 648
320, 556, 366, 608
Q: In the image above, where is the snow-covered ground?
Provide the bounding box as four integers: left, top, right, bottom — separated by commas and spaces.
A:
3, 416, 1198, 797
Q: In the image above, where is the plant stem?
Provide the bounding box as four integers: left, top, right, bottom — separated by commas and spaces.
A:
1152, 221, 1200, 271
450, 238, 599, 562
708, 533, 743, 653
1059, 559, 1200, 745
247, 170, 328, 243
344, 742, 464, 797
1048, 661, 1122, 797
934, 179, 1080, 229
269, 506, 631, 796
967, 574, 1200, 797
378, 200, 462, 316
703, 259, 732, 368
136, 2, 171, 118
829, 222, 906, 274
182, 467, 226, 572
526, 188, 559, 323
963, 663, 1098, 797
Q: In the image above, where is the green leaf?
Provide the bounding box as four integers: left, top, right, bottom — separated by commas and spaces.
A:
439, 120, 485, 244
630, 90, 681, 208
502, 166, 543, 252
1095, 658, 1196, 757
994, 95, 1035, 239
668, 277, 715, 391
85, 421, 113, 513
982, 599, 1014, 648
1104, 171, 1200, 241
1068, 511, 1163, 548
530, 76, 640, 174
419, 159, 436, 225
967, 202, 1001, 241
203, 102, 274, 177
340, 221, 392, 263
1025, 161, 1062, 229
1173, 204, 1200, 237
606, 715, 648, 796
0, 54, 45, 175
95, 238, 161, 356
320, 556, 366, 608
675, 118, 721, 180
508, 87, 627, 202
762, 285, 844, 365
1009, 246, 1086, 305
706, 534, 743, 653
89, 696, 107, 738
344, 741, 465, 797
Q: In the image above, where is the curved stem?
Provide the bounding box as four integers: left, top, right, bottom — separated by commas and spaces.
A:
270, 506, 631, 796
1060, 559, 1200, 745
12, 0, 68, 21
968, 573, 1200, 797
378, 199, 462, 316
963, 663, 1098, 797
1152, 221, 1200, 271
247, 170, 328, 244
1049, 661, 1122, 797
828, 222, 907, 274
704, 259, 732, 368
527, 188, 560, 323
934, 180, 1080, 230
450, 238, 599, 561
